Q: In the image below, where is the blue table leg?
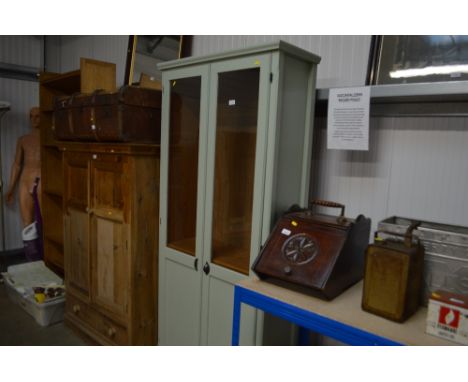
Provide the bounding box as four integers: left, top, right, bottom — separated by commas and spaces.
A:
230, 285, 402, 346
298, 326, 310, 346
231, 285, 241, 346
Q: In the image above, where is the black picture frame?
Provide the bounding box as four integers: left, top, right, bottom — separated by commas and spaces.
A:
124, 35, 193, 85
367, 35, 468, 86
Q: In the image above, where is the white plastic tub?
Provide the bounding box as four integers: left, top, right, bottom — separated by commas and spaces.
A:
1, 261, 65, 327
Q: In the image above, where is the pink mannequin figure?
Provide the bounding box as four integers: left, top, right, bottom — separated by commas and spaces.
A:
5, 107, 41, 227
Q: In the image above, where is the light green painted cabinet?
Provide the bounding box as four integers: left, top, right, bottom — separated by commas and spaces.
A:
158, 41, 320, 345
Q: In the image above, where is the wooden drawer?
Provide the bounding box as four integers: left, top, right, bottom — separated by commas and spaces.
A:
96, 315, 129, 345
66, 294, 96, 328
66, 293, 129, 345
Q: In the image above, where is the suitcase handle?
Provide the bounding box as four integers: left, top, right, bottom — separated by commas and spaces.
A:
68, 92, 82, 106
376, 221, 421, 247
310, 199, 345, 216
90, 89, 106, 103
68, 89, 105, 106
90, 89, 106, 142
404, 221, 421, 247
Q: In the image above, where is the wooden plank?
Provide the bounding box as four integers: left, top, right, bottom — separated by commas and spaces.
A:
80, 58, 116, 93
67, 209, 90, 296
130, 155, 159, 344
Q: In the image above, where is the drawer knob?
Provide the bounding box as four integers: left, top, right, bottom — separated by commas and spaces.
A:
107, 327, 116, 338
72, 304, 80, 314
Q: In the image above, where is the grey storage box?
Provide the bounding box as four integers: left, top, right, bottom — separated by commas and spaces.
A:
378, 216, 468, 305
1, 261, 65, 326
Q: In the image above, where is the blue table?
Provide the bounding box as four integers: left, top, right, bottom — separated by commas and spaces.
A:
231, 279, 454, 346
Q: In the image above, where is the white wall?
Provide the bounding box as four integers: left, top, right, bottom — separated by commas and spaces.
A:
311, 115, 468, 234
0, 36, 41, 250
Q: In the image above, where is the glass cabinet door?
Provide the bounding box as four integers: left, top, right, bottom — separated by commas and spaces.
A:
201, 54, 271, 345
211, 68, 260, 275
159, 66, 208, 345
166, 76, 202, 256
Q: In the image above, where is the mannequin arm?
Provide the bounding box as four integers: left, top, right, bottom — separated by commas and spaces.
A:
5, 138, 23, 206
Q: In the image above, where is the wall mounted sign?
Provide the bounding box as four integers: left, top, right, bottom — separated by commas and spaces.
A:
327, 87, 370, 151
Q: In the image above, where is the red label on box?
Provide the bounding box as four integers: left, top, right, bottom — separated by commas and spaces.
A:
438, 307, 460, 329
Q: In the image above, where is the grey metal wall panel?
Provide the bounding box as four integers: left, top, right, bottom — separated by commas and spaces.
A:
386, 117, 468, 225
0, 36, 42, 68
192, 35, 371, 88
0, 78, 39, 250
311, 116, 468, 235
56, 36, 129, 86
44, 36, 61, 73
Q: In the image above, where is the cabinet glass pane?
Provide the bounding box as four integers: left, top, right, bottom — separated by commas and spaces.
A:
211, 68, 260, 275
167, 76, 201, 256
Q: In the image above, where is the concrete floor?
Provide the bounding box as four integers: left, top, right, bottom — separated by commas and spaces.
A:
0, 280, 86, 345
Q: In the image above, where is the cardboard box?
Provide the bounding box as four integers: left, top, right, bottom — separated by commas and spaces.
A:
426, 290, 468, 345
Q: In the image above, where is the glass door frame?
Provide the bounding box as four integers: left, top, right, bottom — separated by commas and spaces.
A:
200, 54, 272, 344
202, 54, 272, 280
159, 64, 210, 269
159, 64, 210, 345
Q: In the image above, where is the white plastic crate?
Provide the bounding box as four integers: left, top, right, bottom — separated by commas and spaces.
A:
1, 261, 65, 327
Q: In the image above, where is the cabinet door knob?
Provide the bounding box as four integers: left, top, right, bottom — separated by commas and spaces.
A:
107, 327, 116, 337
72, 304, 80, 314
203, 262, 210, 275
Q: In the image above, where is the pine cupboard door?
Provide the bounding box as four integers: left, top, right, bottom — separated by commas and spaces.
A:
63, 152, 91, 299
159, 65, 210, 345
200, 54, 272, 345
89, 153, 130, 323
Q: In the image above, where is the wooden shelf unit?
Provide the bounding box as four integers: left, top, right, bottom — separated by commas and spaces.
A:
62, 142, 160, 345
39, 58, 116, 275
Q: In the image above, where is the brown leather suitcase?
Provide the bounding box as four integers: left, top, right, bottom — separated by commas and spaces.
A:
53, 95, 74, 141
53, 91, 98, 141
362, 222, 425, 322
252, 200, 371, 300
53, 86, 161, 143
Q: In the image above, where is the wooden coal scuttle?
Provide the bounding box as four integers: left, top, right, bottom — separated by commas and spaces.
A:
253, 200, 371, 300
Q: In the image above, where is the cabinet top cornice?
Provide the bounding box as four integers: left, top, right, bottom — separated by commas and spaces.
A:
158, 40, 321, 71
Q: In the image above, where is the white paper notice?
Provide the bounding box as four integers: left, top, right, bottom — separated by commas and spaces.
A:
327, 87, 370, 151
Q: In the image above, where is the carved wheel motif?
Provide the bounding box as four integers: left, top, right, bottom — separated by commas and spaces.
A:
282, 234, 318, 265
